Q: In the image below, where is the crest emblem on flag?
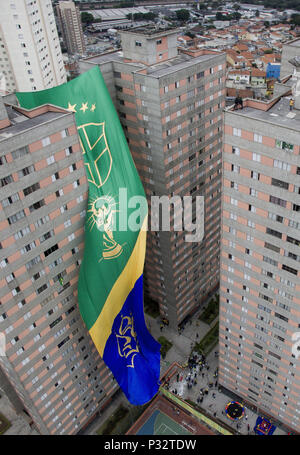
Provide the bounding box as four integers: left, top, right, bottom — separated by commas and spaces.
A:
78, 122, 112, 189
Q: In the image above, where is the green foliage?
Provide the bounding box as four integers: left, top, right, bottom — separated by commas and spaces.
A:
97, 406, 129, 435
127, 12, 157, 21
185, 31, 195, 38
193, 322, 219, 355
176, 9, 190, 22
199, 297, 219, 325
215, 11, 241, 20
81, 12, 94, 24
158, 336, 172, 359
144, 297, 160, 318
291, 14, 300, 25
0, 413, 11, 435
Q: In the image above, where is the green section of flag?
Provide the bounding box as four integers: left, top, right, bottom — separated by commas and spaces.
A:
16, 67, 147, 330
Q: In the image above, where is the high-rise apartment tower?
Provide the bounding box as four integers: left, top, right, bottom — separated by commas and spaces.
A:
56, 1, 86, 56
0, 0, 66, 93
0, 96, 118, 435
79, 27, 226, 328
219, 83, 300, 433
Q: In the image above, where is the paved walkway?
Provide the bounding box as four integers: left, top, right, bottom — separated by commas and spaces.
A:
144, 307, 287, 436
81, 299, 288, 436
0, 391, 38, 435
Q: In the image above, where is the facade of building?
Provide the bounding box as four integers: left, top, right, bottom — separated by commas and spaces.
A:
280, 39, 300, 80
0, 0, 66, 94
56, 1, 86, 56
0, 97, 118, 435
219, 91, 300, 433
79, 27, 226, 328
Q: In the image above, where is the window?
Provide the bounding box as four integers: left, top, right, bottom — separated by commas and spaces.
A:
26, 256, 41, 270
269, 195, 286, 208
8, 209, 25, 225
266, 227, 282, 239
233, 128, 241, 137
253, 153, 261, 162
29, 199, 45, 213
231, 164, 240, 173
282, 264, 298, 276
47, 155, 55, 165
18, 165, 35, 178
287, 236, 300, 247
23, 182, 40, 196
135, 41, 142, 47
1, 175, 13, 187
11, 146, 28, 159
254, 134, 262, 143
42, 137, 50, 147
232, 147, 240, 155
251, 171, 260, 180
273, 159, 291, 171
276, 140, 293, 152
270, 179, 289, 193
44, 244, 58, 257
2, 192, 20, 207
39, 230, 54, 243
293, 204, 300, 212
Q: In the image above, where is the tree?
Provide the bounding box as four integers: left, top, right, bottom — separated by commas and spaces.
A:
81, 12, 94, 25
291, 14, 300, 26
231, 12, 242, 20
216, 12, 225, 20
176, 9, 190, 22
185, 31, 195, 38
233, 3, 240, 10
255, 9, 260, 17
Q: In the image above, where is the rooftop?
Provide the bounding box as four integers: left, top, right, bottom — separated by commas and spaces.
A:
0, 104, 70, 140
229, 96, 300, 131
80, 48, 223, 79
120, 26, 178, 38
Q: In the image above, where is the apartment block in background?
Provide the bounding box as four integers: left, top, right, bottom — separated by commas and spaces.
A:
0, 0, 66, 93
56, 1, 86, 56
280, 39, 300, 80
0, 97, 118, 435
219, 87, 300, 433
79, 27, 226, 328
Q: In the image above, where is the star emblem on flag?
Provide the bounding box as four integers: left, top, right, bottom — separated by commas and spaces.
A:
80, 102, 89, 113
67, 102, 77, 112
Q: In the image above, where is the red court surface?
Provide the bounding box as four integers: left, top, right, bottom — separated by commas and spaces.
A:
126, 394, 215, 435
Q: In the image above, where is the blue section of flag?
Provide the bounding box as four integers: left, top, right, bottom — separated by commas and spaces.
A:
103, 275, 161, 405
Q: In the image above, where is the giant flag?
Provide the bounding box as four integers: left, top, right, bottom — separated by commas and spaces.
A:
16, 66, 161, 405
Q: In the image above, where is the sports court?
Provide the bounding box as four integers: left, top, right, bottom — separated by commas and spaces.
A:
137, 409, 192, 435
127, 394, 214, 435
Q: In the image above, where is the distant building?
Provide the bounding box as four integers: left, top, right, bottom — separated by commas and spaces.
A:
281, 39, 300, 80
266, 63, 281, 80
56, 1, 86, 56
0, 0, 66, 93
